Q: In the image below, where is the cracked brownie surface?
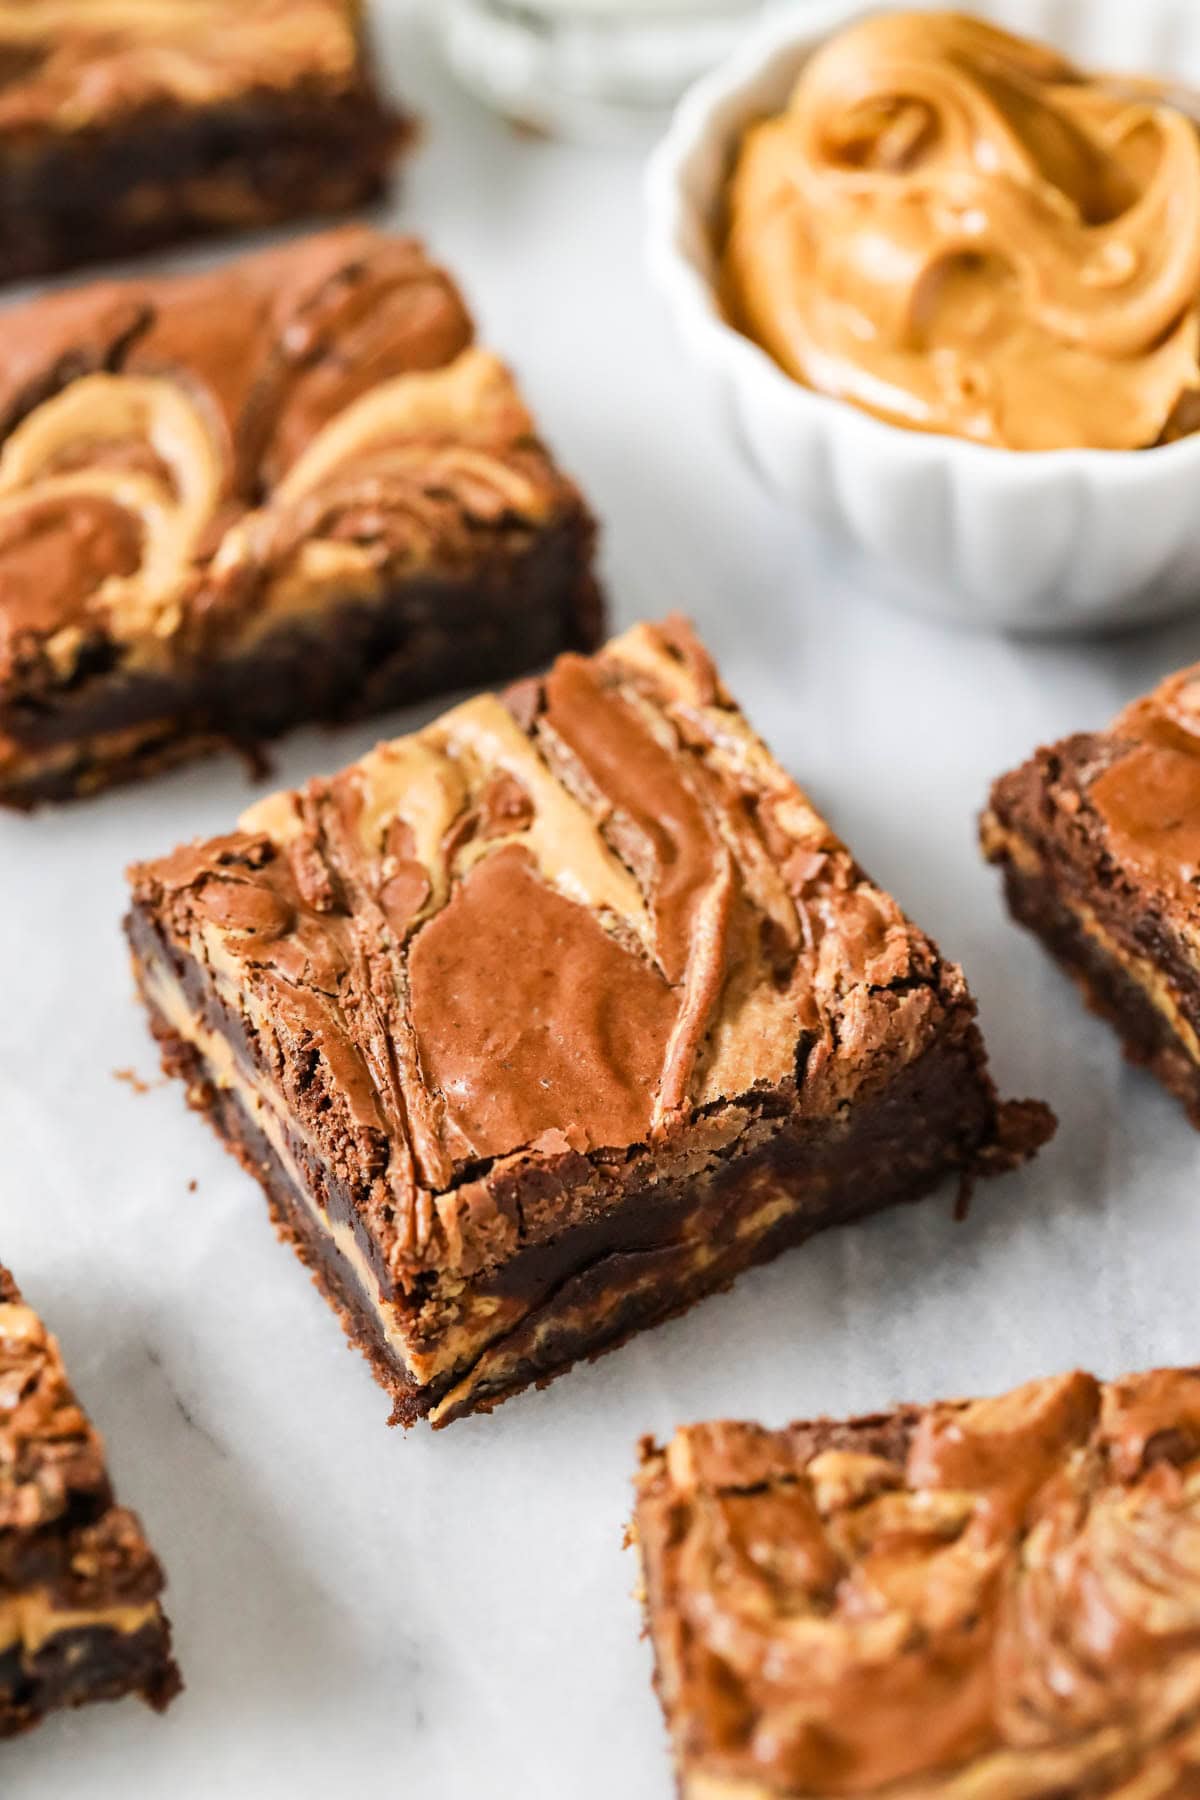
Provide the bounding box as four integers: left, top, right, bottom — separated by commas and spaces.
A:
127, 618, 1050, 1427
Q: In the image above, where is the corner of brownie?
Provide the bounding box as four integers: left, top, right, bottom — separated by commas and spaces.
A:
634, 1364, 1200, 1796
0, 0, 410, 282
126, 617, 1051, 1428
983, 663, 1200, 1125
0, 1266, 180, 1737
0, 226, 601, 807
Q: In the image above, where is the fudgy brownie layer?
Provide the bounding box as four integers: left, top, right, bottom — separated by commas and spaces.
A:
985, 726, 1200, 1124
0, 91, 404, 285
996, 857, 1200, 1125
131, 908, 1035, 1428
0, 1268, 180, 1733
0, 1618, 178, 1739
0, 518, 601, 809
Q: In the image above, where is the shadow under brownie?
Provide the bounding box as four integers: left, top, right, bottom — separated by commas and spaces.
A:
0, 0, 407, 282
983, 664, 1200, 1126
633, 1365, 1200, 1797
126, 618, 1051, 1429
0, 1267, 178, 1738
0, 225, 601, 808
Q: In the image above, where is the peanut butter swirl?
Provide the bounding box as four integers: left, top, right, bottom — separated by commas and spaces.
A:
129, 618, 997, 1285
0, 0, 362, 131
0, 228, 583, 697
723, 10, 1200, 450
1087, 664, 1200, 901
636, 1367, 1200, 1797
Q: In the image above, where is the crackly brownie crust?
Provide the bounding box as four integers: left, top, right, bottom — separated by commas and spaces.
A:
132, 941, 1021, 1428
0, 0, 407, 282
0, 1266, 179, 1737
0, 226, 601, 807
634, 1367, 1200, 1798
983, 667, 1200, 1125
127, 618, 1051, 1428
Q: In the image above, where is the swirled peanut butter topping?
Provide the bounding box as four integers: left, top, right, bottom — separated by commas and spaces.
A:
131, 618, 967, 1279
1083, 663, 1200, 899
723, 10, 1200, 450
0, 0, 360, 132
636, 1368, 1200, 1797
0, 230, 582, 690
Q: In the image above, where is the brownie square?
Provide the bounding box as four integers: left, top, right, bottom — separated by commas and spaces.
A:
0, 1266, 179, 1737
126, 619, 1050, 1429
0, 226, 601, 808
0, 0, 406, 282
633, 1366, 1200, 1797
983, 665, 1200, 1125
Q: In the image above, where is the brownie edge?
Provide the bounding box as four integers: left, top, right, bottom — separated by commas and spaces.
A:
0, 0, 410, 283
983, 663, 1200, 1127
0, 228, 603, 808
0, 1266, 180, 1738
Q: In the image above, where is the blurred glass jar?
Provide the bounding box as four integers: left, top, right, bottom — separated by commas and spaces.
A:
442, 0, 771, 139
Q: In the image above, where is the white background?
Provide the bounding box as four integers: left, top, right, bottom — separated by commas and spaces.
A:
4, 5, 1200, 1795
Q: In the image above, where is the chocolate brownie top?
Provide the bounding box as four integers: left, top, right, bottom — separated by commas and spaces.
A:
989, 663, 1200, 918
129, 619, 1043, 1286
1087, 668, 1200, 904
0, 227, 585, 705
636, 1367, 1200, 1796
0, 0, 377, 135
0, 1265, 110, 1541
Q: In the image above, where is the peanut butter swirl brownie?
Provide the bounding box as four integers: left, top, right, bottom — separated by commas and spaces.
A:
0, 226, 600, 807
0, 1267, 178, 1737
0, 0, 406, 280
126, 620, 1050, 1428
983, 664, 1200, 1125
634, 1366, 1200, 1797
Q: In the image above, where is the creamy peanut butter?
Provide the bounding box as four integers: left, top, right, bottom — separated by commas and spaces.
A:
723, 10, 1200, 450
0, 1593, 160, 1658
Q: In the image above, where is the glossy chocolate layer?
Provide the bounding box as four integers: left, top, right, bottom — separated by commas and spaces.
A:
129, 621, 1050, 1424
636, 1366, 1200, 1797
0, 227, 600, 803
0, 1266, 179, 1734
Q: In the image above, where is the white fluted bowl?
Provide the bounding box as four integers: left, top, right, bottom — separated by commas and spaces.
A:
647, 0, 1200, 632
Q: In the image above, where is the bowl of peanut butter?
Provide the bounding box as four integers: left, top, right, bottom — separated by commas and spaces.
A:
648, 1, 1200, 630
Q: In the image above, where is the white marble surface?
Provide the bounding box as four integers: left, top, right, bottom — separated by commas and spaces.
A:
4, 5, 1200, 1795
